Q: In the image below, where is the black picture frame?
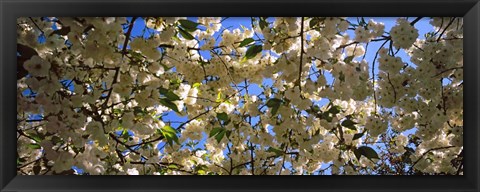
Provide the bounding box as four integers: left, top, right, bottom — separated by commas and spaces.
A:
1, 0, 479, 191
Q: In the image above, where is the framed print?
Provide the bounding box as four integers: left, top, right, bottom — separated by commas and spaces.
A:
1, 0, 479, 191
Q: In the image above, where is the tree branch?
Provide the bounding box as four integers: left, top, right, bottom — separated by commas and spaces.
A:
102, 17, 138, 111
371, 39, 390, 114
297, 17, 305, 94
386, 72, 397, 103
436, 17, 456, 42
409, 17, 424, 26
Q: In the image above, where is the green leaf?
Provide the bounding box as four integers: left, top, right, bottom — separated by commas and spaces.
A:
159, 87, 181, 101
159, 99, 180, 113
328, 58, 339, 64
178, 27, 194, 40
309, 17, 325, 29
214, 129, 226, 143
239, 38, 255, 47
209, 127, 223, 138
162, 125, 177, 134
267, 147, 284, 156
244, 44, 263, 60
354, 146, 380, 160
216, 91, 224, 103
361, 146, 379, 160
168, 164, 179, 169
120, 130, 131, 140
309, 18, 320, 28
226, 130, 232, 139
17, 157, 27, 167
17, 157, 26, 167
29, 133, 43, 143
158, 87, 168, 95
178, 19, 200, 32
353, 148, 362, 160
259, 17, 269, 29
319, 112, 333, 122
401, 147, 415, 163
266, 98, 282, 116
165, 137, 173, 146
51, 136, 63, 144
161, 125, 179, 146
192, 82, 201, 88
28, 143, 41, 149
344, 55, 355, 63
341, 119, 356, 127
121, 128, 129, 136
194, 164, 208, 174
216, 112, 229, 121
266, 98, 282, 107
133, 106, 146, 116
271, 105, 280, 116
113, 108, 123, 115
341, 119, 357, 130
33, 165, 41, 175
328, 105, 341, 115
352, 132, 365, 140
169, 78, 182, 89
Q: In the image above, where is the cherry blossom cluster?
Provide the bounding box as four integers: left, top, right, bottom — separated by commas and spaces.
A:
16, 17, 463, 175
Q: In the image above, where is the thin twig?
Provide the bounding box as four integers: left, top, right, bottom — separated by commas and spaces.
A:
432, 67, 463, 78
371, 39, 390, 114
336, 41, 359, 50
297, 17, 305, 94
440, 78, 447, 115
386, 72, 397, 102
409, 17, 424, 26
28, 17, 45, 35
102, 17, 138, 110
